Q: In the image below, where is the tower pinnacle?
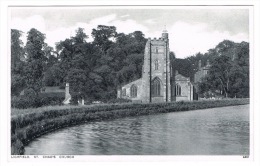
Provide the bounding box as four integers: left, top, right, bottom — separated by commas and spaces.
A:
162, 25, 168, 39
163, 25, 168, 33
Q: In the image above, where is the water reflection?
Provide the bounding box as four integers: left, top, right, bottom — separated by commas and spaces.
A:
25, 105, 249, 155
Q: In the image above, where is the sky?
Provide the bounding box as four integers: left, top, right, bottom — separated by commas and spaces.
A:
10, 7, 249, 58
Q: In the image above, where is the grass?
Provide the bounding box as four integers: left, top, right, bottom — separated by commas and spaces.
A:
11, 98, 249, 155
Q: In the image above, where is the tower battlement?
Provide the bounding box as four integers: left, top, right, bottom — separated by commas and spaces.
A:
150, 37, 166, 42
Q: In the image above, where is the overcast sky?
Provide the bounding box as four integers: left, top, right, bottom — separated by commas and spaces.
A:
10, 7, 249, 58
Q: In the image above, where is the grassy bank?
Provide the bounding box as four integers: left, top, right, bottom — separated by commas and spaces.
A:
11, 98, 249, 155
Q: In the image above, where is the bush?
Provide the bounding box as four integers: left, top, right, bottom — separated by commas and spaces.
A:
11, 92, 65, 109
11, 96, 39, 109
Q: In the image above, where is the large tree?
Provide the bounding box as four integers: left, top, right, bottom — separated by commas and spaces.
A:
24, 28, 46, 95
198, 41, 249, 98
198, 55, 233, 98
11, 29, 24, 68
11, 29, 25, 96
91, 25, 117, 54
40, 26, 148, 102
56, 28, 104, 102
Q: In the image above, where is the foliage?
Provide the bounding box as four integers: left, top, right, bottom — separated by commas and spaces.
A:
11, 62, 26, 96
11, 92, 65, 109
197, 41, 249, 98
11, 29, 25, 96
92, 25, 117, 54
53, 26, 146, 102
11, 26, 249, 108
11, 29, 24, 68
24, 28, 46, 95
171, 58, 194, 78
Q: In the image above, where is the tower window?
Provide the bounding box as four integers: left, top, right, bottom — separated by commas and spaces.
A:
175, 84, 181, 96
152, 77, 161, 96
155, 47, 158, 53
130, 84, 137, 98
155, 59, 159, 70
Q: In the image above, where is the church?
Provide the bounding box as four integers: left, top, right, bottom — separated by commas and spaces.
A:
63, 29, 210, 105
117, 30, 195, 103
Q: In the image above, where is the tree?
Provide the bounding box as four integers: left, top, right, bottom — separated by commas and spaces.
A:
43, 45, 58, 69
198, 46, 249, 98
185, 40, 249, 98
202, 55, 233, 97
67, 69, 89, 104
171, 58, 193, 78
11, 29, 24, 68
57, 28, 106, 101
169, 51, 176, 60
215, 40, 236, 59
11, 29, 25, 96
55, 28, 91, 85
52, 26, 148, 102
91, 25, 117, 54
24, 28, 46, 95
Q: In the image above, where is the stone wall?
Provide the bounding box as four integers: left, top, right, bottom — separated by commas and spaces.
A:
141, 34, 171, 103
194, 60, 210, 83
194, 68, 209, 83
173, 73, 193, 101
117, 78, 142, 102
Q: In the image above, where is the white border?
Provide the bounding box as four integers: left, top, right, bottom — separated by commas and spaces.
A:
1, 0, 260, 165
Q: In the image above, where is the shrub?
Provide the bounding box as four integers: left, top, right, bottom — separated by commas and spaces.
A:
11, 92, 65, 109
11, 95, 39, 109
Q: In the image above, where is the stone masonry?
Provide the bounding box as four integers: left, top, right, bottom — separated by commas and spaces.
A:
117, 30, 194, 103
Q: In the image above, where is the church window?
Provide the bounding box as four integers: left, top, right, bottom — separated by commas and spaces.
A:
155, 47, 158, 53
122, 88, 126, 96
155, 59, 159, 70
175, 84, 181, 96
152, 77, 161, 96
130, 84, 137, 98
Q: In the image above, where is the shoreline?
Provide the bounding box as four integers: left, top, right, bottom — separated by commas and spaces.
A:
11, 99, 249, 155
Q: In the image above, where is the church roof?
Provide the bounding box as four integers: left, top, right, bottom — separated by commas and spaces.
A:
120, 78, 142, 88
175, 72, 190, 81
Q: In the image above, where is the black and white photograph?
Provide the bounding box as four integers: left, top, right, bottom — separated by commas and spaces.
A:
1, 0, 260, 165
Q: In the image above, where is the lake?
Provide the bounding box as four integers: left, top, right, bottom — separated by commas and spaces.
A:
24, 104, 249, 155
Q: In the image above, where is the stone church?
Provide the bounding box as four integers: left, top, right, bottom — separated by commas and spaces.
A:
117, 30, 194, 103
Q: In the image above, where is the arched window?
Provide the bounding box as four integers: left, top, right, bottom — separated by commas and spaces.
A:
155, 47, 158, 53
154, 59, 159, 70
152, 77, 161, 96
130, 84, 137, 98
122, 88, 126, 96
175, 84, 181, 96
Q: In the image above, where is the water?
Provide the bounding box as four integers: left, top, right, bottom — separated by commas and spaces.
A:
24, 105, 249, 155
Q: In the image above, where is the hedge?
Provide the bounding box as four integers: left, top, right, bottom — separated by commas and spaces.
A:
11, 92, 65, 109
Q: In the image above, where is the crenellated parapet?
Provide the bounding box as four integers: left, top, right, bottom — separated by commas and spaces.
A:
148, 37, 168, 42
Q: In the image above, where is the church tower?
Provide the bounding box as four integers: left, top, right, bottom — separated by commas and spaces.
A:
141, 29, 171, 103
